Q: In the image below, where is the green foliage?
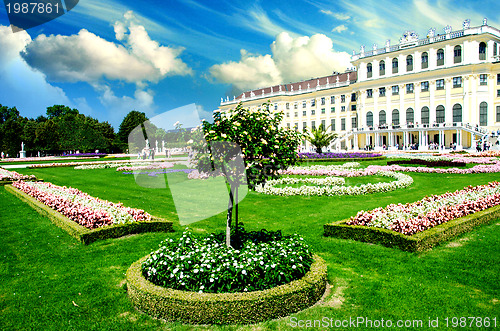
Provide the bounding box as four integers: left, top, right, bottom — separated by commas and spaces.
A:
128, 254, 327, 325
324, 204, 500, 252
5, 184, 173, 244
117, 110, 149, 152
197, 102, 303, 188
304, 124, 338, 154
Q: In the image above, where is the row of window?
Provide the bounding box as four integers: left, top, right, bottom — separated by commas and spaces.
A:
287, 104, 358, 118
367, 42, 491, 77
288, 116, 358, 132
281, 93, 357, 110
365, 102, 491, 127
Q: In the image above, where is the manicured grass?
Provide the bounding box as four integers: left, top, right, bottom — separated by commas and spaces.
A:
1, 160, 499, 329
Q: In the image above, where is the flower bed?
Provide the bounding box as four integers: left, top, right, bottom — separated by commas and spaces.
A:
387, 159, 466, 167
368, 162, 500, 174
122, 169, 195, 177
127, 228, 327, 324
116, 162, 175, 172
6, 183, 173, 244
347, 182, 500, 235
0, 168, 37, 182
388, 154, 497, 164
299, 152, 382, 160
12, 181, 151, 229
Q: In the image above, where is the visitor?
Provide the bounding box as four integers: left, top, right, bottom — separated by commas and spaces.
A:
0, 151, 3, 158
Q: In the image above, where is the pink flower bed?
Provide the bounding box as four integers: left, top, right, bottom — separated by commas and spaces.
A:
347, 182, 500, 235
116, 162, 175, 172
0, 168, 36, 181
12, 181, 151, 229
367, 161, 500, 174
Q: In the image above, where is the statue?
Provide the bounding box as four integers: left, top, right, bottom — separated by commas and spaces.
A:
444, 25, 452, 34
428, 28, 436, 38
483, 18, 488, 26
463, 19, 470, 30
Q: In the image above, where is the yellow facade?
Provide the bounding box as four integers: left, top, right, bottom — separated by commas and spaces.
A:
220, 21, 500, 151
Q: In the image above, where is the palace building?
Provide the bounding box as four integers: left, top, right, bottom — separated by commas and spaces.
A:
219, 19, 500, 151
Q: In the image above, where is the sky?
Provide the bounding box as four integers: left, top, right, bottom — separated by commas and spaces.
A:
0, 0, 498, 129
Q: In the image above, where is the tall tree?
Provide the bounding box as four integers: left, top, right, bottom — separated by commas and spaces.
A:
117, 111, 149, 152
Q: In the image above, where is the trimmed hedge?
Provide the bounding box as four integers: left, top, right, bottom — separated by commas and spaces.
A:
299, 156, 386, 163
324, 204, 500, 252
5, 185, 173, 244
127, 254, 327, 325
387, 159, 466, 167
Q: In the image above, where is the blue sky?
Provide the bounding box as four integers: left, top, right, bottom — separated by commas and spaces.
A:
0, 0, 498, 129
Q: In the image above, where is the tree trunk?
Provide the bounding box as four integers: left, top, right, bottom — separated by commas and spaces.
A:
226, 183, 234, 248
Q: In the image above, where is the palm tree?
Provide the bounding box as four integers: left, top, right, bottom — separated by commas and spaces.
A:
305, 124, 338, 154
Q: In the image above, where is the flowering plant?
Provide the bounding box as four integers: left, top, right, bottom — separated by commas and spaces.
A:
0, 168, 36, 181
12, 181, 151, 229
299, 152, 382, 159
347, 182, 500, 235
142, 228, 313, 293
116, 162, 175, 172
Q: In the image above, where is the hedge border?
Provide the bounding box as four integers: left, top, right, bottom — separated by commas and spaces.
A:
323, 204, 500, 252
127, 254, 327, 325
4, 184, 173, 244
298, 156, 386, 163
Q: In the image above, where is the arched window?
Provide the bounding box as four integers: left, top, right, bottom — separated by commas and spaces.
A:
480, 102, 488, 125
392, 58, 398, 73
406, 108, 414, 124
479, 42, 487, 60
392, 109, 400, 126
452, 104, 462, 123
421, 52, 429, 69
379, 60, 385, 75
436, 105, 445, 123
367, 63, 373, 78
454, 45, 462, 63
421, 106, 430, 124
406, 55, 413, 71
437, 49, 444, 66
366, 111, 373, 127
379, 110, 386, 125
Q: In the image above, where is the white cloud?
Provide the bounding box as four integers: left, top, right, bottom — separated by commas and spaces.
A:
320, 10, 351, 21
0, 25, 70, 116
21, 11, 192, 86
210, 32, 351, 91
332, 25, 348, 33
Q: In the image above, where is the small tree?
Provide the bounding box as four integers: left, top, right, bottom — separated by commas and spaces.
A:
194, 102, 302, 247
305, 124, 337, 153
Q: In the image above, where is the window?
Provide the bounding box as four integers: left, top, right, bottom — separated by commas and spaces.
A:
496, 106, 500, 122
406, 83, 414, 94
497, 89, 500, 97
406, 55, 413, 71
311, 121, 316, 130
351, 93, 356, 102
392, 58, 398, 73
321, 108, 326, 114
366, 111, 373, 127
436, 105, 445, 123
302, 110, 306, 116
321, 97, 325, 105
286, 112, 290, 118
421, 106, 430, 124
311, 109, 315, 115
341, 106, 346, 112
480, 102, 488, 125
392, 85, 399, 95
367, 63, 373, 78
421, 81, 429, 92
286, 103, 290, 109
454, 45, 462, 63
453, 77, 462, 88
294, 102, 298, 109
274, 104, 278, 110
379, 110, 386, 125
421, 52, 429, 69
311, 99, 316, 107
436, 79, 445, 90
294, 112, 298, 117
495, 42, 498, 56
479, 42, 487, 60
302, 122, 307, 131
437, 49, 444, 66
352, 116, 357, 129
341, 95, 346, 103
379, 60, 385, 75
321, 120, 326, 129
379, 87, 386, 97
331, 119, 336, 131
497, 74, 500, 85
331, 107, 335, 113
480, 74, 488, 85
406, 108, 414, 124
367, 89, 373, 98
302, 101, 306, 108
392, 109, 400, 126
453, 104, 462, 123
287, 123, 290, 129
351, 105, 357, 111
331, 96, 335, 104
341, 118, 346, 131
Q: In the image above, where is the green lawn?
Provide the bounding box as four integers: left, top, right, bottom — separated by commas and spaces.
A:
1, 161, 499, 330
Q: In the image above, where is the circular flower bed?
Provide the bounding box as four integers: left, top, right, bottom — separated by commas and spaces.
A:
127, 228, 327, 324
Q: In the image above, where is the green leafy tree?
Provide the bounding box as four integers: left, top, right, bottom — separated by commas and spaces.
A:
117, 111, 149, 152
0, 105, 23, 157
305, 124, 338, 153
195, 102, 302, 247
46, 105, 78, 119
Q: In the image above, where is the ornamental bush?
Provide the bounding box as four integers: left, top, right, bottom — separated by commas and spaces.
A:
142, 228, 313, 293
